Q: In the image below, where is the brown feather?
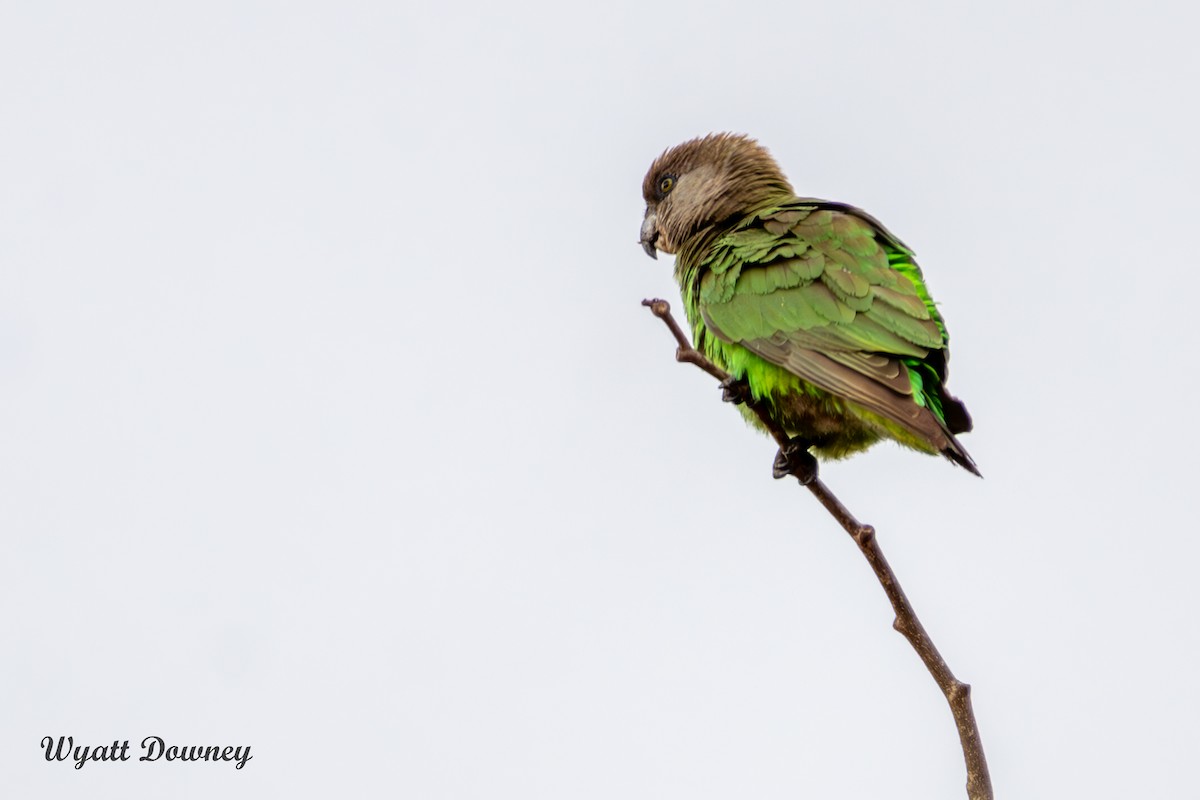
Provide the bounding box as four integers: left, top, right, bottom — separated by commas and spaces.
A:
643, 134, 794, 249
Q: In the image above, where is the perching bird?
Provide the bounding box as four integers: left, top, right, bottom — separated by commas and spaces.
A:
640, 133, 979, 479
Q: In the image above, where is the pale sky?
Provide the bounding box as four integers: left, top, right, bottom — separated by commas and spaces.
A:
3, 1, 1198, 798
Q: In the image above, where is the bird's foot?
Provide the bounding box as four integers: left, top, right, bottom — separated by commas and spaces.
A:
773, 438, 818, 484
719, 376, 752, 405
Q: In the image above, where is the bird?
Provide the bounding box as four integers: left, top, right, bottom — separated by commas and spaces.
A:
639, 133, 979, 480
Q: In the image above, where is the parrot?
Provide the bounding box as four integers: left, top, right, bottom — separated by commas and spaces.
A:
639, 133, 979, 480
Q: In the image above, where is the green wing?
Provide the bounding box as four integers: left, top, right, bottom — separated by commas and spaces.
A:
698, 200, 976, 471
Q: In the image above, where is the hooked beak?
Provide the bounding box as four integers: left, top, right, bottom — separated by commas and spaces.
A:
639, 208, 659, 259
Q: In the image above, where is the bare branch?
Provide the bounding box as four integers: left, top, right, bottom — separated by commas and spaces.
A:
643, 298, 992, 800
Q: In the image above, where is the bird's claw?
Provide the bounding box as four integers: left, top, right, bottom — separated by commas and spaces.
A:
719, 376, 752, 405
773, 438, 818, 484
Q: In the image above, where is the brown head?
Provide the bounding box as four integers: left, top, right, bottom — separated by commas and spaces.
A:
639, 133, 794, 258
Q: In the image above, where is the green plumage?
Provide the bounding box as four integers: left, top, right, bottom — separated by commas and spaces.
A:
641, 134, 978, 475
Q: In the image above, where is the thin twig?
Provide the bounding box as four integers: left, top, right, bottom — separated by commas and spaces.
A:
642, 298, 992, 800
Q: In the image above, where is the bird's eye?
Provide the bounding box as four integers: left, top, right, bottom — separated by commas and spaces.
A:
658, 175, 675, 195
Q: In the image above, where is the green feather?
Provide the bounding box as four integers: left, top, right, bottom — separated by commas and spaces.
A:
675, 198, 975, 471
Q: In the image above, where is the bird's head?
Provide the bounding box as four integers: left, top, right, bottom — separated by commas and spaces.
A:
639, 133, 793, 259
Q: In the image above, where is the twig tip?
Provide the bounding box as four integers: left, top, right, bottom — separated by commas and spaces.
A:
641, 298, 671, 317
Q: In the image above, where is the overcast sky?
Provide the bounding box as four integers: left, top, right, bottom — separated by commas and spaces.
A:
3, 1, 1198, 798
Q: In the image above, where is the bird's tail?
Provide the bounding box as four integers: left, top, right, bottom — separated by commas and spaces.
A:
937, 393, 981, 477
942, 435, 982, 477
